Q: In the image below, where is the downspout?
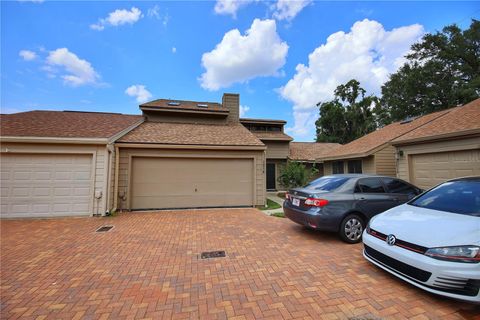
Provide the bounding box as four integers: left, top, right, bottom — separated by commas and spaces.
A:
113, 146, 120, 211
105, 144, 114, 214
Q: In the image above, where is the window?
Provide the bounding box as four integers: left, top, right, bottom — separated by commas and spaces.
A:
348, 160, 362, 173
382, 178, 417, 195
409, 180, 480, 215
332, 161, 344, 174
356, 178, 385, 193
305, 176, 349, 191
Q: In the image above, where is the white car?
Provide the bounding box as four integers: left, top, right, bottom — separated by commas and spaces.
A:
363, 177, 480, 303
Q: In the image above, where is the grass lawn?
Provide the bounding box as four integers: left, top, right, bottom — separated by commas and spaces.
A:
258, 198, 282, 211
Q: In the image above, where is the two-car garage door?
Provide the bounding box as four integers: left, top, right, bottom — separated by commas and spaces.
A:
131, 157, 254, 209
411, 149, 480, 189
1, 154, 93, 218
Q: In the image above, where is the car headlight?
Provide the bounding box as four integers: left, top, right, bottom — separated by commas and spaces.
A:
365, 220, 371, 234
425, 246, 480, 263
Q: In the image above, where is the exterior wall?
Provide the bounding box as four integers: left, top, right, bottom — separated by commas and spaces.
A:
323, 162, 332, 175
143, 111, 228, 125
264, 141, 290, 159
0, 142, 109, 216
395, 136, 480, 183
373, 145, 396, 177
116, 147, 266, 209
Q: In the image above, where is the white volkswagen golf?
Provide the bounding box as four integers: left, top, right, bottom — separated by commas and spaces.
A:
363, 177, 480, 303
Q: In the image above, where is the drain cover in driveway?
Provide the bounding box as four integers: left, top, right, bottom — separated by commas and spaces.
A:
200, 250, 226, 259
96, 225, 114, 233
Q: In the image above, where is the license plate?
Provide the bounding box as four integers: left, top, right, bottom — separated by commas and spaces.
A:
292, 198, 300, 206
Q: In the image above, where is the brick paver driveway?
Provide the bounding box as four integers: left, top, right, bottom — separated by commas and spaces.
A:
1, 209, 479, 319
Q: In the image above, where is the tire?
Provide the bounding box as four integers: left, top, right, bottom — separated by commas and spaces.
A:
339, 214, 365, 244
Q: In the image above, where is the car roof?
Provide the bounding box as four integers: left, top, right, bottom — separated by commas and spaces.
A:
447, 176, 480, 182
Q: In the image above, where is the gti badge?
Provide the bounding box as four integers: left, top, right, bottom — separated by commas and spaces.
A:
386, 234, 396, 246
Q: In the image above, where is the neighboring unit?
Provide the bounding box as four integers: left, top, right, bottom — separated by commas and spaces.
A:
317, 110, 451, 177
289, 142, 341, 180
392, 99, 480, 190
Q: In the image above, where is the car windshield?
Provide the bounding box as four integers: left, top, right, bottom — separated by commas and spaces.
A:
409, 180, 480, 216
305, 176, 349, 191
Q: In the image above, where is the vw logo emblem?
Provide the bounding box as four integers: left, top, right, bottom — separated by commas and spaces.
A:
386, 234, 396, 246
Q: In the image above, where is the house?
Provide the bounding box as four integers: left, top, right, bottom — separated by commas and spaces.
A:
288, 142, 341, 179
0, 111, 143, 218
1, 93, 292, 218
240, 118, 292, 190
317, 109, 452, 176
392, 98, 480, 189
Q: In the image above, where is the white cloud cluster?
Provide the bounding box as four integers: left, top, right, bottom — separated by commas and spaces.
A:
90, 7, 143, 31
279, 19, 424, 137
239, 105, 250, 117
272, 0, 312, 21
200, 19, 288, 91
46, 48, 100, 86
214, 0, 254, 18
19, 50, 37, 61
125, 85, 152, 103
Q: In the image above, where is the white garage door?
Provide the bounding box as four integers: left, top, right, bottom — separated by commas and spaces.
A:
1, 153, 93, 218
411, 149, 480, 189
131, 157, 254, 209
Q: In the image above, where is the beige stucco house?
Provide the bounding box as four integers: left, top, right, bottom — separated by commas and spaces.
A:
392, 99, 480, 190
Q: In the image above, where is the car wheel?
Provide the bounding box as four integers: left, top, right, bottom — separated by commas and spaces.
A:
339, 214, 365, 244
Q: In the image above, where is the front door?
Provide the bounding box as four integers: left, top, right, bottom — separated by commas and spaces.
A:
266, 163, 276, 190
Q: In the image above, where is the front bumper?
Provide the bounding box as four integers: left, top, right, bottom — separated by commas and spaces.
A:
283, 201, 338, 232
363, 232, 480, 303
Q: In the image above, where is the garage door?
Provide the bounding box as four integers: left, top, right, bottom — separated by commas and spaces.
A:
1, 154, 93, 218
411, 149, 480, 189
131, 157, 254, 209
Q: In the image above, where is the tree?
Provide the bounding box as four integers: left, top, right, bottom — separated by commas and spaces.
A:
278, 161, 318, 189
379, 19, 480, 125
315, 79, 378, 144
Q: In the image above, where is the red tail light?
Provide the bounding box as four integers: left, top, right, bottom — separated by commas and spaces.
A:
285, 192, 290, 200
304, 198, 329, 207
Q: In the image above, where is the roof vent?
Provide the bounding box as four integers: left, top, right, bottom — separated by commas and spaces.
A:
400, 117, 416, 124
197, 103, 208, 108
168, 101, 181, 106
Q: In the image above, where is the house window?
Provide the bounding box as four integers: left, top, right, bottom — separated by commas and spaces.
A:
348, 160, 362, 173
332, 161, 344, 174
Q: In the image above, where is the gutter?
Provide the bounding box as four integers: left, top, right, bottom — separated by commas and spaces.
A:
114, 143, 267, 151
391, 129, 480, 146
0, 136, 109, 144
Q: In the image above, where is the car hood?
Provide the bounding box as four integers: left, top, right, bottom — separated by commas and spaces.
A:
369, 204, 480, 247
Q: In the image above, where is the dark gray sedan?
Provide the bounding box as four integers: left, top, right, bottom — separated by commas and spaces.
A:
283, 174, 422, 243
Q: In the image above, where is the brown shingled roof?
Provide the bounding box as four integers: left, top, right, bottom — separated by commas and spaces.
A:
319, 109, 451, 160
0, 111, 143, 139
289, 142, 341, 161
118, 122, 265, 147
140, 99, 227, 113
393, 99, 480, 144
251, 131, 293, 141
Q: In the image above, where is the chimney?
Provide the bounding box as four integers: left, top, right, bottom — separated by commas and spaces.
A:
222, 93, 239, 123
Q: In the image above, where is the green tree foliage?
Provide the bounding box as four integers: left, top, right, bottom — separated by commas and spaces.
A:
278, 161, 318, 189
315, 79, 378, 144
378, 19, 480, 125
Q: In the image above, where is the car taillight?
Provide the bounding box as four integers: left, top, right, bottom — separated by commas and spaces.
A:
304, 198, 329, 207
285, 192, 290, 200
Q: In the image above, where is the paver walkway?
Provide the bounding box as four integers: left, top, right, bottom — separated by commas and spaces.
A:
1, 209, 479, 319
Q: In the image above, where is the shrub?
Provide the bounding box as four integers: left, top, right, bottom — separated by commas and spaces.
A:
277, 161, 318, 189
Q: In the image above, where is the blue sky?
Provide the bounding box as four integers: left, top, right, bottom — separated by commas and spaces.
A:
1, 1, 478, 141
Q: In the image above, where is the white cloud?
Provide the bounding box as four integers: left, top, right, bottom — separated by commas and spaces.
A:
240, 105, 250, 117
200, 19, 288, 91
125, 85, 152, 103
19, 50, 37, 61
172, 47, 177, 53
90, 7, 143, 31
214, 0, 255, 18
272, 0, 312, 21
147, 5, 160, 19
45, 48, 100, 86
279, 19, 424, 138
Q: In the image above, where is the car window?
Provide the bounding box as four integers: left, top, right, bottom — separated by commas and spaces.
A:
409, 180, 480, 215
356, 178, 386, 193
382, 178, 417, 195
305, 176, 349, 191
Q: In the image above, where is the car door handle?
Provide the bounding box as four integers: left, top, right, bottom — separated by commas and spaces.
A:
392, 198, 399, 201
358, 197, 366, 201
